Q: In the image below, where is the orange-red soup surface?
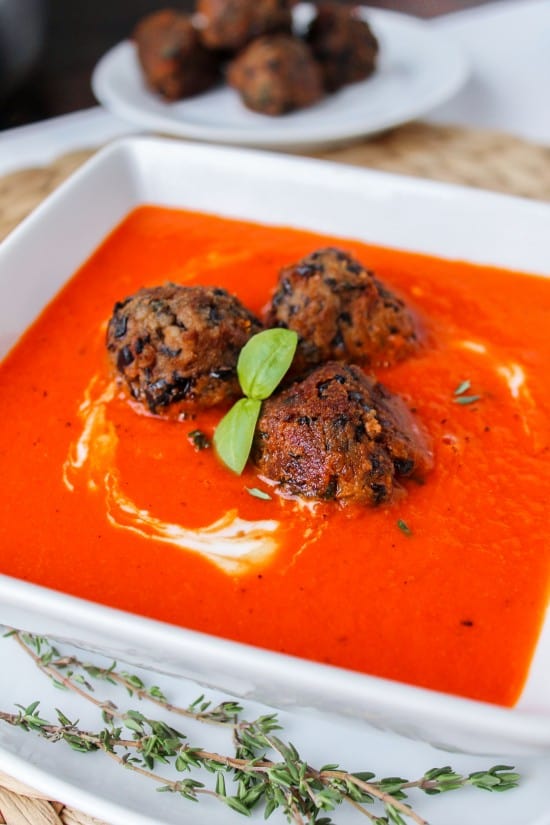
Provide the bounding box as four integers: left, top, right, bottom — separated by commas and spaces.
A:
1, 206, 549, 707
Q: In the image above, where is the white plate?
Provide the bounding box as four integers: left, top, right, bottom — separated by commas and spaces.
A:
91, 6, 468, 149
1, 138, 550, 761
2, 632, 550, 825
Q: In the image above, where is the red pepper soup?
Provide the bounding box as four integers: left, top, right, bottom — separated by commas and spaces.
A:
1, 206, 549, 706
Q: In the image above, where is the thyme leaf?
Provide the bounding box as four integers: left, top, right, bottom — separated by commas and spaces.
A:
453, 395, 482, 406
453, 380, 482, 405
454, 380, 471, 396
246, 487, 272, 501
397, 519, 413, 537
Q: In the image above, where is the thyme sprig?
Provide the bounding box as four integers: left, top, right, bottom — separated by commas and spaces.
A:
1, 630, 520, 825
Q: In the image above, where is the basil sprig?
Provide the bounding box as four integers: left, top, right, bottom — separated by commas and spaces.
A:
214, 328, 298, 474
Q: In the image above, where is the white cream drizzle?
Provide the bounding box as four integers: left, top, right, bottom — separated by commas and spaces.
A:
496, 363, 537, 436
459, 340, 487, 354
456, 342, 527, 398
497, 363, 526, 399
63, 377, 280, 575
63, 380, 116, 492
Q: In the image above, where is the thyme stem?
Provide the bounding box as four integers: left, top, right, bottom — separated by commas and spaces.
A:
12, 630, 111, 714
345, 795, 382, 822
333, 772, 426, 825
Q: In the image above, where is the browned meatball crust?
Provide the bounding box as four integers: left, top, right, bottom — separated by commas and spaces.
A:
106, 284, 261, 416
228, 35, 324, 115
306, 4, 379, 92
264, 247, 419, 375
133, 10, 220, 100
197, 0, 292, 51
252, 362, 433, 505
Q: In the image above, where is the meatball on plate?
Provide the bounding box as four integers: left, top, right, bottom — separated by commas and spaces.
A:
228, 35, 323, 116
133, 10, 220, 100
107, 284, 261, 416
306, 3, 379, 92
196, 0, 293, 51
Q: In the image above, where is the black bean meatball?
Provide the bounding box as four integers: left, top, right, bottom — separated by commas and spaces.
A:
227, 35, 324, 115
305, 4, 379, 92
252, 362, 433, 505
133, 10, 220, 101
264, 247, 419, 376
106, 284, 261, 416
197, 0, 292, 51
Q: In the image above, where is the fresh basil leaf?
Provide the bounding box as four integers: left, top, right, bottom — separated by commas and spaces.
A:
246, 487, 272, 501
237, 328, 298, 401
213, 397, 262, 475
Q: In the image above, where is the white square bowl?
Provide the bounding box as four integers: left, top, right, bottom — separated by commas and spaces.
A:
1, 137, 549, 757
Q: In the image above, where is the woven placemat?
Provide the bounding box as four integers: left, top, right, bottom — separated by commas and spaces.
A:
1, 121, 549, 825
1, 123, 550, 243
0, 771, 103, 824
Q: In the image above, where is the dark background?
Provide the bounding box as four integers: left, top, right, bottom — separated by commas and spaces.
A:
1, 0, 493, 132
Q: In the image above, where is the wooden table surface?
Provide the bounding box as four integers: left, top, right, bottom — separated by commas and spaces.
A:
1, 0, 496, 132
